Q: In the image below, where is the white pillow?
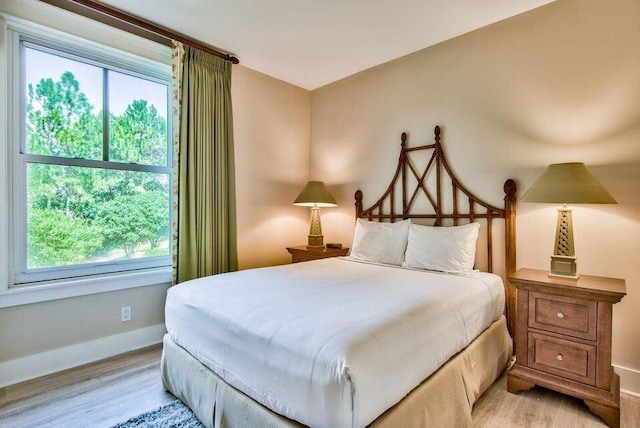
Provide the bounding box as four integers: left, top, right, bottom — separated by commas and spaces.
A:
350, 219, 410, 266
403, 222, 480, 274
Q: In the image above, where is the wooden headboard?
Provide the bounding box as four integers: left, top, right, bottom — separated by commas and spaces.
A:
354, 126, 517, 335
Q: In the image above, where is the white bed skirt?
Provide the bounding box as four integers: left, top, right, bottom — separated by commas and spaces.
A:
161, 315, 512, 428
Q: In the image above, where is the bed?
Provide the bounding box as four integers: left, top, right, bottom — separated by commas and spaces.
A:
161, 126, 518, 428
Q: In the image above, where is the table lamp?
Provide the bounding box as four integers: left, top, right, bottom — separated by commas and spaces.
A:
293, 181, 337, 248
520, 162, 616, 279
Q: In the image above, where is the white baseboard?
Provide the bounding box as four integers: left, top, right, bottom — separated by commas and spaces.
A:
0, 323, 166, 388
614, 364, 640, 397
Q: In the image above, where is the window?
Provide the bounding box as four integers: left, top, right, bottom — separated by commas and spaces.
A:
11, 33, 172, 285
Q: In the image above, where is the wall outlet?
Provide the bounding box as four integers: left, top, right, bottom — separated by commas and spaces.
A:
121, 306, 132, 322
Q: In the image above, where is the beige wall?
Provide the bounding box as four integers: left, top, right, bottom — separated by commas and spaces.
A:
0, 285, 169, 361
311, 0, 640, 376
233, 65, 311, 269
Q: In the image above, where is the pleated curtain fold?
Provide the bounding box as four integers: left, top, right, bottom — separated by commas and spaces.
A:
171, 41, 238, 284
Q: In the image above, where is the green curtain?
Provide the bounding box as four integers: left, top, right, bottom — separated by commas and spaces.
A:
174, 44, 238, 283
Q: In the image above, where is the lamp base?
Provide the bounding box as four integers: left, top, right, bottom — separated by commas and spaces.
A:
307, 234, 324, 248
306, 207, 324, 248
549, 255, 579, 280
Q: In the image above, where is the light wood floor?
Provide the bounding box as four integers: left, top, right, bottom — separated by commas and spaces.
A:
0, 344, 638, 427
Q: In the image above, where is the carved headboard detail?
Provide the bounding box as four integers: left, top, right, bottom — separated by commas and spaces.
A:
354, 126, 517, 335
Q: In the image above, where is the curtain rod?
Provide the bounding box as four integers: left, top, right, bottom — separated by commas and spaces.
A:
40, 0, 239, 64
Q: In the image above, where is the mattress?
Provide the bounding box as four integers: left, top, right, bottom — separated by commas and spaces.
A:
165, 258, 505, 428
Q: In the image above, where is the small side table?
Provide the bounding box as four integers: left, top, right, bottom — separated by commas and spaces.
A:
286, 246, 349, 263
507, 268, 626, 427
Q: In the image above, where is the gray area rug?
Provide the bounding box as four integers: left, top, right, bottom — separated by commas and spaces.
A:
110, 400, 204, 428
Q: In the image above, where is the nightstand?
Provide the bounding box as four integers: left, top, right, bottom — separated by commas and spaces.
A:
286, 246, 349, 263
507, 268, 626, 427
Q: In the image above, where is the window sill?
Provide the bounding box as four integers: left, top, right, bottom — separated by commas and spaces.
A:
0, 267, 172, 308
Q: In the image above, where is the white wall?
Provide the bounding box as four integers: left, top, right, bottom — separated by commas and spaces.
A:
310, 0, 640, 392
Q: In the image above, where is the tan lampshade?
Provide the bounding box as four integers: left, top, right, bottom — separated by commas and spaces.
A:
293, 181, 337, 207
520, 163, 616, 204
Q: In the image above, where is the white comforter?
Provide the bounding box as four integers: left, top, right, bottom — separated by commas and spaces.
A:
165, 257, 504, 428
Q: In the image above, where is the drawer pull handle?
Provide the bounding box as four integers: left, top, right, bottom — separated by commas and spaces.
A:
556, 354, 564, 361
557, 311, 565, 319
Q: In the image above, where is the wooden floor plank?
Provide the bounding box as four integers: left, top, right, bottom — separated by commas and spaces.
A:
0, 345, 175, 428
1, 345, 638, 427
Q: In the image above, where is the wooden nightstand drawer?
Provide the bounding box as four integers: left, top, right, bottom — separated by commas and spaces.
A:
528, 332, 596, 386
529, 292, 597, 341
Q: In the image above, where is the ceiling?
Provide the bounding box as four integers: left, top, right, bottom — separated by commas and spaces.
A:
99, 0, 556, 90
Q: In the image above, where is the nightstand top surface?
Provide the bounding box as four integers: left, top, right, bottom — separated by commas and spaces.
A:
509, 268, 626, 302
286, 245, 349, 252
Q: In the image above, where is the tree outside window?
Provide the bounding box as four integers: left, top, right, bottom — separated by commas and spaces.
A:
21, 44, 171, 275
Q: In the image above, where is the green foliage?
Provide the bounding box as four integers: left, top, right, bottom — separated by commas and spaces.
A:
143, 247, 169, 257
138, 191, 170, 248
28, 208, 103, 268
27, 72, 102, 219
25, 71, 170, 268
110, 100, 167, 166
95, 191, 169, 257
27, 71, 102, 159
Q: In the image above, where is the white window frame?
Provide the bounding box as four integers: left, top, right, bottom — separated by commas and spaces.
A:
6, 20, 173, 287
